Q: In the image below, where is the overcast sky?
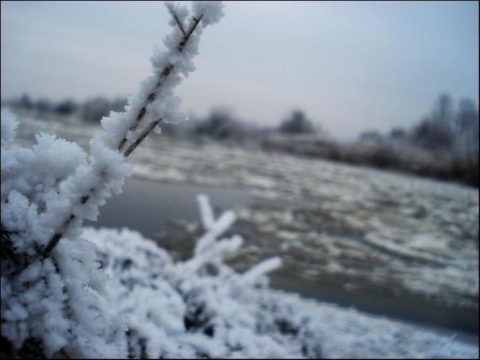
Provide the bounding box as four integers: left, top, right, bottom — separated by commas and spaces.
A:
1, 1, 478, 140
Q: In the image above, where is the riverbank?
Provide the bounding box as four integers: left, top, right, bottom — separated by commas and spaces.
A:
90, 177, 478, 341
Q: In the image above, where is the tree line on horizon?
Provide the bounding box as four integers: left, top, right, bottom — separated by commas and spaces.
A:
3, 92, 478, 187
2, 93, 324, 138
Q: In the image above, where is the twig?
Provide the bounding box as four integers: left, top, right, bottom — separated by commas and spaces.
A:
123, 119, 162, 157
43, 214, 76, 256
117, 64, 173, 152
178, 15, 203, 52
117, 13, 203, 152
172, 13, 187, 36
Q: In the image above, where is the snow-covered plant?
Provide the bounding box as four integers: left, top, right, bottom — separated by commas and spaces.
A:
1, 2, 224, 357
86, 195, 323, 359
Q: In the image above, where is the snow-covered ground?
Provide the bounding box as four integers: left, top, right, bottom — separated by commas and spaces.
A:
9, 110, 480, 357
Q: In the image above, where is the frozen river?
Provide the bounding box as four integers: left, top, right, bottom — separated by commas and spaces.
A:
13, 111, 480, 336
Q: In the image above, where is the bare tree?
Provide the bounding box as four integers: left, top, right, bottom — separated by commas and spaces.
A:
279, 110, 316, 135
452, 98, 479, 184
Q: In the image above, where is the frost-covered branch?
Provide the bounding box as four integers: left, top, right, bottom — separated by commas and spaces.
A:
39, 1, 224, 258
167, 2, 187, 36
180, 194, 282, 281
178, 15, 203, 52
242, 257, 282, 284
123, 118, 162, 157
115, 2, 221, 155
197, 194, 215, 230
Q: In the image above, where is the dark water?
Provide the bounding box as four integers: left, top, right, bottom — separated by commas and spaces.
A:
88, 177, 478, 344
87, 177, 249, 238
270, 274, 478, 344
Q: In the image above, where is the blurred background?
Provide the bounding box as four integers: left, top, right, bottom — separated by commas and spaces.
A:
1, 0, 478, 340
2, 1, 478, 186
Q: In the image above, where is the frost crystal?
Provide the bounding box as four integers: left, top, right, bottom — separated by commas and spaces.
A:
192, 1, 225, 27
1, 109, 18, 146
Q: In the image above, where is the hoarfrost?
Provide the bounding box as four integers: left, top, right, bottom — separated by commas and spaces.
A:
192, 1, 225, 27
197, 193, 215, 230
1, 109, 18, 145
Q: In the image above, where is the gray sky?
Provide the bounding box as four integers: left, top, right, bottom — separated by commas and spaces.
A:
1, 1, 478, 140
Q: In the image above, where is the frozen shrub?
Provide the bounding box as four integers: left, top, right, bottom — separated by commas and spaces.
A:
1, 108, 129, 357
1, 2, 225, 357
87, 195, 323, 359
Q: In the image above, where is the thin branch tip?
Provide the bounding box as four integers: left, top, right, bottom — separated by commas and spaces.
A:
171, 11, 187, 36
